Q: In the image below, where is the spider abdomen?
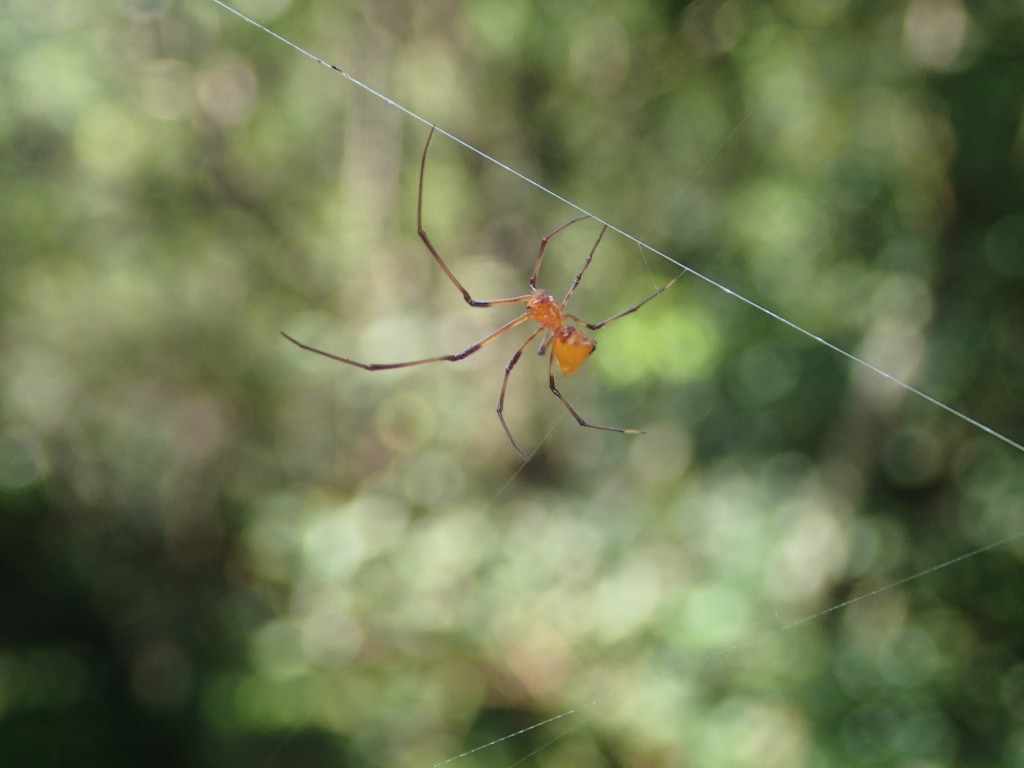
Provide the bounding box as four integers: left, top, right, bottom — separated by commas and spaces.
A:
553, 327, 596, 376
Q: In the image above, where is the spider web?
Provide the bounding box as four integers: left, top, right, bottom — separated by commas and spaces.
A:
209, 2, 1024, 766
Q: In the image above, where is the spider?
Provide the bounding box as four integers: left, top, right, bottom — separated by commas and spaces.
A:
282, 126, 678, 457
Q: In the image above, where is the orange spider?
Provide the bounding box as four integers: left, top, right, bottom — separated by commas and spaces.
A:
282, 126, 677, 457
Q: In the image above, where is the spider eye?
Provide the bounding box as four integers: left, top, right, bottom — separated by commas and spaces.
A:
553, 328, 596, 376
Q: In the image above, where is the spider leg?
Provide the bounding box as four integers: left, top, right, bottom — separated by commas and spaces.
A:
418, 127, 530, 309
497, 327, 546, 458
560, 224, 607, 307
536, 331, 553, 355
281, 312, 532, 370
547, 347, 643, 437
568, 273, 681, 331
529, 214, 592, 290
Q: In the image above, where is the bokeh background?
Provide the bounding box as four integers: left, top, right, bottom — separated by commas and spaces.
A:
3, 0, 1024, 765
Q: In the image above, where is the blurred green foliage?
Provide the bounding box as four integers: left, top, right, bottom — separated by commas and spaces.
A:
2, 0, 1024, 766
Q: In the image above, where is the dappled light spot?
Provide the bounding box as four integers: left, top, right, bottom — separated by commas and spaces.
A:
251, 618, 308, 680
597, 304, 721, 386
195, 54, 259, 126
74, 103, 143, 178
671, 583, 755, 650
903, 0, 970, 71
765, 495, 850, 605
696, 696, 810, 768
0, 432, 48, 491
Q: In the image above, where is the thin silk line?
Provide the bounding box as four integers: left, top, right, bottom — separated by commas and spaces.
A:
210, 0, 1024, 457
631, 111, 755, 291
430, 529, 1024, 767
430, 705, 595, 768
